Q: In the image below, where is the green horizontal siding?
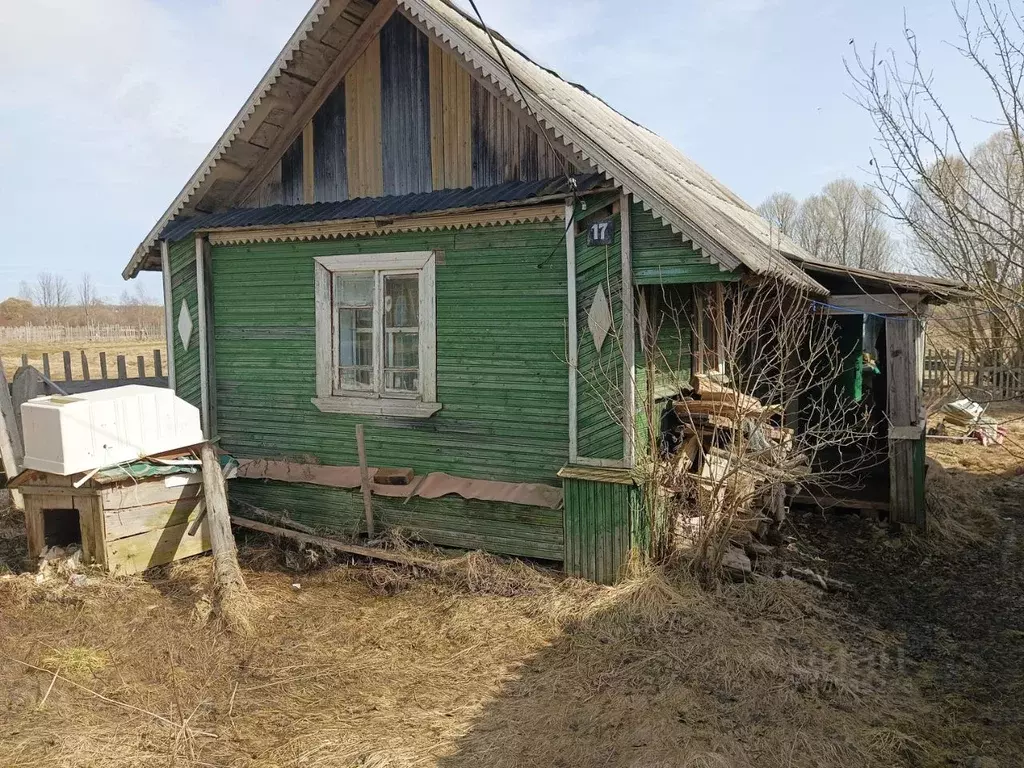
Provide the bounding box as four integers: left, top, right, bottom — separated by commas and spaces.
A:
232, 479, 564, 561
195, 221, 569, 560
563, 477, 637, 584
575, 204, 625, 461
645, 284, 693, 395
631, 203, 740, 284
169, 238, 200, 409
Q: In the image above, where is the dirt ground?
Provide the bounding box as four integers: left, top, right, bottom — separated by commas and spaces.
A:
1, 409, 1023, 767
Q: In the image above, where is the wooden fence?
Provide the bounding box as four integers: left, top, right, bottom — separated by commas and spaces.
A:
10, 349, 169, 394
923, 348, 1024, 400
0, 349, 169, 486
0, 324, 164, 344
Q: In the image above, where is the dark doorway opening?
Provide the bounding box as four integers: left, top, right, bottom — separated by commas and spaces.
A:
43, 508, 81, 549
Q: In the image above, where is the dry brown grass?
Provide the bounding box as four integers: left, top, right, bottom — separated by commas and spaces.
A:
0, 519, 955, 768
926, 401, 1024, 548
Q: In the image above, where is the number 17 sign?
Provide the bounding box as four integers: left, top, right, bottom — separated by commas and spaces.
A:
587, 218, 615, 246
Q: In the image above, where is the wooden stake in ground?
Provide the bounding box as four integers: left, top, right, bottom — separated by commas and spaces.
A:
356, 424, 375, 537
200, 443, 251, 634
0, 360, 24, 510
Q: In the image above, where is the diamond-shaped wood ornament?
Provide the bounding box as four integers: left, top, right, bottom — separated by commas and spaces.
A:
587, 284, 613, 352
178, 299, 193, 351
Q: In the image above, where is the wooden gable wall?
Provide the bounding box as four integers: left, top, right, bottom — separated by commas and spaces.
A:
242, 12, 570, 208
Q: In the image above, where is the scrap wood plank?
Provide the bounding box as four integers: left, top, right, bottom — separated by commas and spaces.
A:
0, 359, 24, 508
690, 374, 763, 411
356, 425, 374, 536
230, 516, 436, 569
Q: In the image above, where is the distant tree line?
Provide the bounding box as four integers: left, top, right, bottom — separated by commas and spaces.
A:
1, 272, 162, 328
757, 0, 1024, 365
757, 179, 895, 271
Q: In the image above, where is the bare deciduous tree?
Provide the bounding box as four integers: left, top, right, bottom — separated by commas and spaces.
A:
756, 192, 800, 236
582, 277, 879, 579
78, 273, 97, 325
849, 0, 1024, 362
758, 180, 896, 270
34, 272, 71, 309
649, 280, 878, 581
77, 274, 97, 307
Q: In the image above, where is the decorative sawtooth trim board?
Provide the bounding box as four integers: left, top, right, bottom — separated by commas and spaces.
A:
205, 202, 565, 245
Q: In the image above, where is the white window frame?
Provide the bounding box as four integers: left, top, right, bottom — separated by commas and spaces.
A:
312, 251, 440, 418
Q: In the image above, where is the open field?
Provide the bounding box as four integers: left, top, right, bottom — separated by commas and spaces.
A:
1, 411, 1022, 767
0, 340, 167, 381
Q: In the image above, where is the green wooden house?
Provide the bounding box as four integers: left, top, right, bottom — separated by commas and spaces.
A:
124, 0, 963, 582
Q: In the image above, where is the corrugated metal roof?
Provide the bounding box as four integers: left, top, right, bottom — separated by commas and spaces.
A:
785, 253, 972, 300
123, 0, 834, 289
401, 0, 825, 292
160, 174, 604, 243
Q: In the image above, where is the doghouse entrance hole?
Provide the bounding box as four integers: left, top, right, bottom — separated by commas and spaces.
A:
43, 509, 82, 549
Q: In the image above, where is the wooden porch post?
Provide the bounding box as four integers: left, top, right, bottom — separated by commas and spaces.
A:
886, 315, 926, 528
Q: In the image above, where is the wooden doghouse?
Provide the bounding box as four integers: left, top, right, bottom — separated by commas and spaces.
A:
13, 466, 210, 575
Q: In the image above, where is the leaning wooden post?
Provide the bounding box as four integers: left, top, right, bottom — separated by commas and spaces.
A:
0, 360, 24, 509
356, 425, 375, 537
200, 442, 251, 634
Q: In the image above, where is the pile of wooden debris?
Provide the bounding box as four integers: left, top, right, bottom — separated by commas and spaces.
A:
661, 375, 808, 575
930, 398, 1007, 447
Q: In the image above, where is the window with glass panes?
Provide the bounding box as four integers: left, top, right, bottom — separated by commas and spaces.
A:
333, 272, 421, 397
313, 252, 438, 417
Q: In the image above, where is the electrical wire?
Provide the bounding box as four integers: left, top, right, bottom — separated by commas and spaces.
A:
462, 0, 585, 267
464, 0, 576, 188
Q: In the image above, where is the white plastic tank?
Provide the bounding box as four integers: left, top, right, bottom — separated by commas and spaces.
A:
20, 385, 204, 476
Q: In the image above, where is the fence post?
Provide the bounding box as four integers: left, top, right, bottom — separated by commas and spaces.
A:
137, 355, 146, 379
953, 350, 964, 394
20, 354, 28, 371
42, 353, 50, 380
80, 350, 90, 381
99, 352, 108, 380
0, 359, 24, 509
116, 355, 127, 380
154, 350, 163, 379
997, 349, 1005, 398
62, 351, 72, 382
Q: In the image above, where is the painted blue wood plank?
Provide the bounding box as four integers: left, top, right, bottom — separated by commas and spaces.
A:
281, 135, 304, 205
380, 14, 432, 195
313, 82, 348, 203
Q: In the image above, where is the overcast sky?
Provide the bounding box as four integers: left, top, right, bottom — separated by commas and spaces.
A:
0, 0, 1000, 302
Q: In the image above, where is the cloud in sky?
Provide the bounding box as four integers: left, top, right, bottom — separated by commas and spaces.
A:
0, 0, 311, 299
0, 0, 999, 301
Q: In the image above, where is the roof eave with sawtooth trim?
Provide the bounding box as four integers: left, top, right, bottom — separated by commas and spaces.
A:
126, 0, 825, 294
207, 208, 564, 246
399, 0, 825, 292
